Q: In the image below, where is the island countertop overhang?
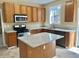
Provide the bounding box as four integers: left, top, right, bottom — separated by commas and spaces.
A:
18, 32, 64, 48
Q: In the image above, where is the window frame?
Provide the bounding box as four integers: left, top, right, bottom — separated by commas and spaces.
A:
49, 5, 62, 24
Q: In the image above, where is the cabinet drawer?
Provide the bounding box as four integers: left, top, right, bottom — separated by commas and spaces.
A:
8, 32, 16, 37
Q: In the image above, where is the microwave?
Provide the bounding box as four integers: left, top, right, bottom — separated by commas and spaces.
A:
14, 14, 28, 23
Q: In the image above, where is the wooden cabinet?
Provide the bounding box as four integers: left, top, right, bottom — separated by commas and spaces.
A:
42, 42, 55, 57
20, 5, 27, 15
27, 6, 33, 22
3, 2, 14, 23
5, 32, 17, 47
38, 8, 45, 23
64, 32, 76, 48
41, 8, 46, 23
38, 8, 42, 22
14, 5, 21, 14
32, 7, 38, 22
31, 29, 53, 34
53, 30, 76, 48
65, 0, 77, 22
18, 40, 55, 58
3, 2, 46, 23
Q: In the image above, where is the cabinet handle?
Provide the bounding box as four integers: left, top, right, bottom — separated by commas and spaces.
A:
43, 45, 46, 50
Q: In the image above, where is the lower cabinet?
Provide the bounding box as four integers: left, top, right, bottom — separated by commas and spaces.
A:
30, 29, 76, 48
31, 29, 54, 34
18, 40, 56, 58
53, 31, 65, 47
5, 32, 17, 47
53, 30, 76, 48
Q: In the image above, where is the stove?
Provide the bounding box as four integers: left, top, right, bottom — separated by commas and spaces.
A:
13, 24, 29, 37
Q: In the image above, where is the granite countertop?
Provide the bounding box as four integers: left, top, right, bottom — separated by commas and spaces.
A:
5, 30, 17, 33
26, 23, 77, 32
18, 32, 64, 48
52, 28, 76, 32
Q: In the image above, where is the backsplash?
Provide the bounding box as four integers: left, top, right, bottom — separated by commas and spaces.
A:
4, 23, 14, 30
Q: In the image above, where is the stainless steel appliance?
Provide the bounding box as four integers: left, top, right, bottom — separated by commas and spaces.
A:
13, 24, 29, 37
14, 14, 28, 23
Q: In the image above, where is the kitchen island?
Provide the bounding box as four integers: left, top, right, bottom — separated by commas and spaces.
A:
18, 32, 63, 58
26, 23, 76, 48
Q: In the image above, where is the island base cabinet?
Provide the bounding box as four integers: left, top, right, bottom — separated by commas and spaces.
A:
18, 40, 56, 58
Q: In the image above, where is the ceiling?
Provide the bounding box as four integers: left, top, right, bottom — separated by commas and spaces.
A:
0, 0, 55, 5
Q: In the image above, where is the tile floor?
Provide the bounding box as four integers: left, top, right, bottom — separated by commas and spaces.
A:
0, 34, 3, 47
0, 46, 79, 58
56, 46, 79, 58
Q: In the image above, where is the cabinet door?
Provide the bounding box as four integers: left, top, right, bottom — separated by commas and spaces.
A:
38, 8, 45, 23
65, 32, 76, 48
27, 45, 43, 58
3, 2, 14, 23
65, 0, 76, 22
38, 8, 42, 22
32, 7, 38, 22
8, 32, 17, 47
14, 5, 21, 14
27, 6, 33, 22
5, 32, 17, 47
20, 5, 27, 15
41, 8, 46, 23
42, 41, 56, 57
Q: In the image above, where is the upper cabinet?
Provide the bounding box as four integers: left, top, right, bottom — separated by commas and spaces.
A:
27, 6, 33, 22
32, 7, 38, 22
20, 5, 27, 15
65, 0, 77, 22
3, 2, 14, 23
14, 5, 21, 14
3, 2, 46, 23
38, 8, 42, 22
38, 8, 45, 23
32, 7, 45, 22
41, 8, 46, 23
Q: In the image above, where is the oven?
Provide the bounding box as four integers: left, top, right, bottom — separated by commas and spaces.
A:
13, 24, 29, 37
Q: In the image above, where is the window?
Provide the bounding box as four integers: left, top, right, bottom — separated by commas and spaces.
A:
49, 5, 61, 24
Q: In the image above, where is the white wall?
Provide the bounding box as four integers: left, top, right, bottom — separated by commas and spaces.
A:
44, 0, 77, 27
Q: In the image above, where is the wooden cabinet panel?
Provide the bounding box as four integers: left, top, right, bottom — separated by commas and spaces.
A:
20, 5, 27, 15
27, 45, 43, 58
42, 41, 55, 58
18, 40, 27, 58
41, 8, 46, 23
3, 2, 14, 23
53, 30, 76, 48
65, 0, 77, 22
18, 39, 56, 58
27, 6, 33, 22
32, 7, 38, 22
65, 32, 76, 48
38, 8, 42, 22
5, 32, 17, 47
38, 8, 45, 23
14, 5, 21, 14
